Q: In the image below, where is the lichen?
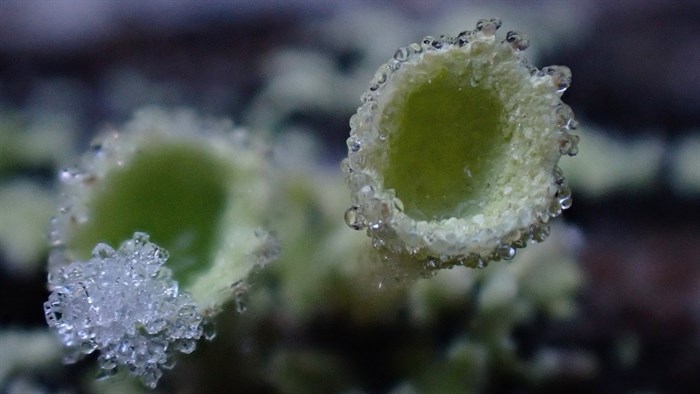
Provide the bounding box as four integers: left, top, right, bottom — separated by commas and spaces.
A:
343, 19, 579, 269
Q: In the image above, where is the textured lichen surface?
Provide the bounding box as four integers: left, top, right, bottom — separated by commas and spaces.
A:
49, 109, 278, 310
343, 19, 579, 267
69, 143, 229, 286
382, 66, 504, 221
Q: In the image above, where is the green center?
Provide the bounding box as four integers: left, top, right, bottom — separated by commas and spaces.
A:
381, 66, 505, 220
69, 142, 229, 286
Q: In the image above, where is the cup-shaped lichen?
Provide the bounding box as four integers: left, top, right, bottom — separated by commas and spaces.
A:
46, 109, 279, 387
49, 109, 277, 310
343, 19, 579, 269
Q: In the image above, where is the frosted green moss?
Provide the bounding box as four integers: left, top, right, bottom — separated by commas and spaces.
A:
343, 19, 579, 268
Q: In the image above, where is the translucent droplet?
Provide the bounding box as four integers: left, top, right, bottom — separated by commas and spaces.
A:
341, 158, 353, 175
549, 198, 563, 217
497, 244, 516, 260
554, 104, 577, 130
457, 30, 475, 46
421, 36, 436, 50
140, 368, 163, 389
176, 339, 196, 354
394, 46, 410, 61
92, 243, 115, 259
505, 30, 530, 51
96, 367, 118, 380
559, 195, 573, 210
532, 224, 550, 242
476, 257, 487, 269
371, 68, 388, 89
543, 65, 572, 93
476, 18, 502, 36
98, 354, 118, 370
344, 205, 365, 230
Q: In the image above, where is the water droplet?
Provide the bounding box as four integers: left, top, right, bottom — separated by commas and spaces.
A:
476, 18, 502, 36
497, 244, 516, 260
421, 36, 437, 50
476, 257, 487, 269
96, 367, 118, 380
341, 158, 353, 175
176, 339, 197, 354
140, 368, 163, 389
371, 68, 388, 87
394, 46, 410, 61
549, 198, 562, 217
559, 195, 573, 210
543, 65, 572, 93
92, 243, 115, 259
347, 136, 362, 152
457, 30, 475, 46
532, 224, 550, 242
554, 104, 577, 130
344, 205, 365, 230
408, 42, 422, 54
98, 354, 117, 370
505, 30, 530, 51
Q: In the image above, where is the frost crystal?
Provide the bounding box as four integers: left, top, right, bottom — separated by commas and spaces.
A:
44, 232, 203, 388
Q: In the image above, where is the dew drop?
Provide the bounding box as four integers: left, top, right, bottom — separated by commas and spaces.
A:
344, 205, 365, 230
476, 18, 502, 36
505, 30, 530, 51
347, 136, 362, 152
140, 368, 163, 389
532, 224, 550, 242
554, 104, 577, 130
96, 367, 118, 381
497, 244, 516, 260
559, 195, 573, 210
457, 30, 475, 46
98, 354, 118, 370
92, 243, 115, 259
176, 339, 196, 354
341, 158, 353, 175
421, 36, 436, 50
394, 46, 410, 61
549, 198, 562, 217
543, 65, 572, 93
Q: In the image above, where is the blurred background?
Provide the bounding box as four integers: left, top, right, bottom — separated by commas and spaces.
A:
1, 1, 698, 393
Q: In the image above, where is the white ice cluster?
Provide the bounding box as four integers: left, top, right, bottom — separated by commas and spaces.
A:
44, 232, 203, 388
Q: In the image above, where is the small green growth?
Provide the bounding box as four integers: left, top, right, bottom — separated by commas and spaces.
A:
69, 143, 230, 286
382, 66, 505, 221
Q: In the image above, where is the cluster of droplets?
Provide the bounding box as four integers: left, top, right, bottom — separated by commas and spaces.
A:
342, 18, 579, 270
43, 232, 204, 388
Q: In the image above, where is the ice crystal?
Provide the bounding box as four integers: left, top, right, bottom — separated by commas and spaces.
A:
44, 232, 203, 388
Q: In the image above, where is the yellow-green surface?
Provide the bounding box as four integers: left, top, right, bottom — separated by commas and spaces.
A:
382, 66, 505, 220
69, 143, 229, 286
